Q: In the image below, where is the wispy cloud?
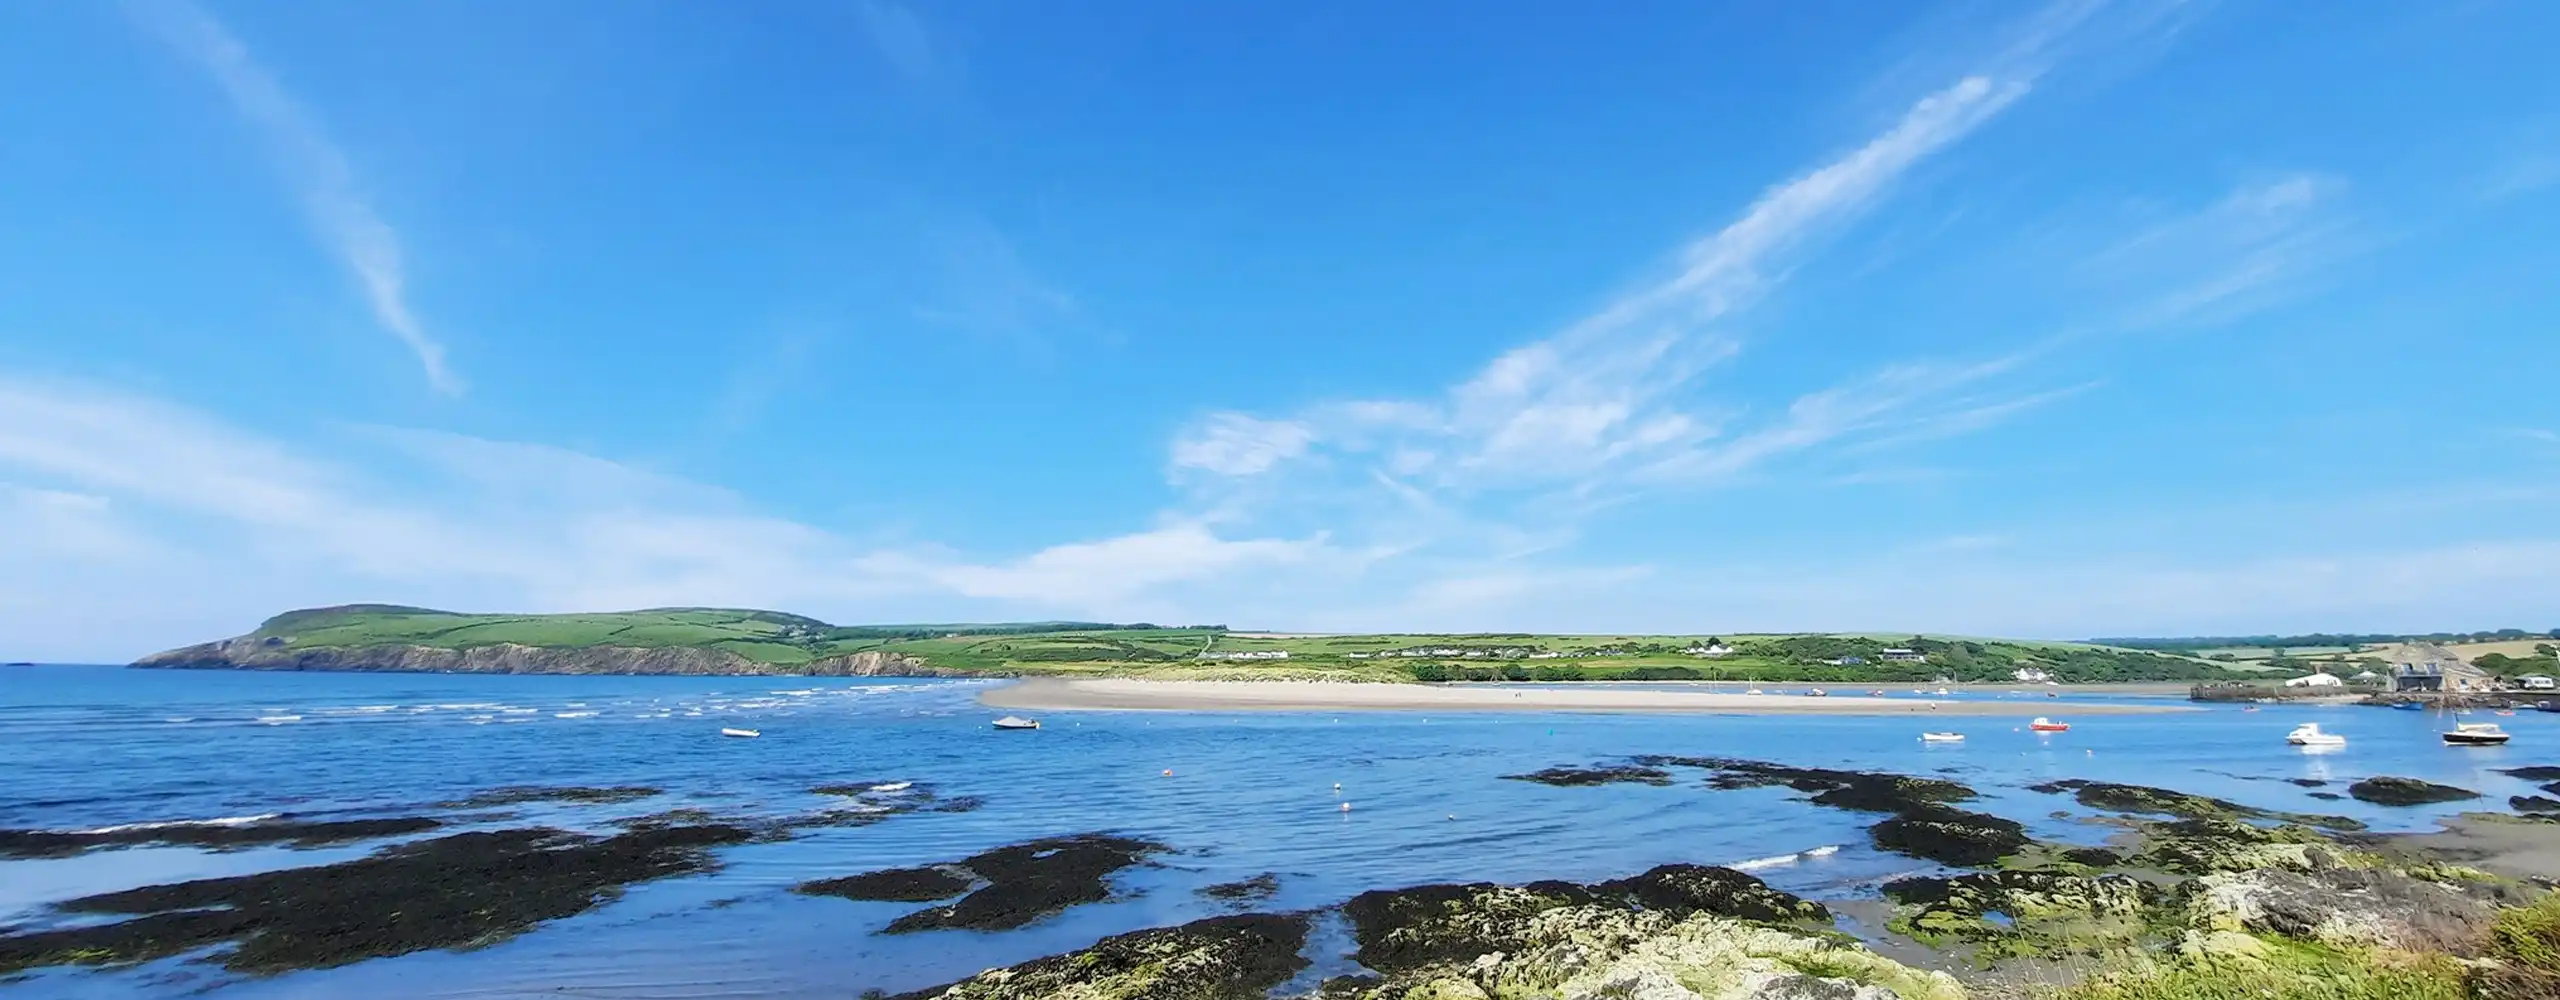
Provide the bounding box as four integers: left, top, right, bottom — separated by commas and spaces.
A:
2096, 173, 2353, 328
130, 0, 460, 393
911, 214, 1078, 351
857, 1, 954, 87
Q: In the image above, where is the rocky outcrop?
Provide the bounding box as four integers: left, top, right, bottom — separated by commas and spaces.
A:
1884, 870, 2159, 954
133, 638, 956, 677
2184, 867, 2506, 953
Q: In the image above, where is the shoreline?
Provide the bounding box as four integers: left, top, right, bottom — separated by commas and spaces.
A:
978, 677, 2201, 715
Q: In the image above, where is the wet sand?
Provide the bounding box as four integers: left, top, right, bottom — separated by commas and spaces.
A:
2394, 814, 2560, 882
980, 678, 2198, 716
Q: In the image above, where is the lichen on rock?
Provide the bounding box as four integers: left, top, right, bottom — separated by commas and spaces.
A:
891, 913, 1311, 1000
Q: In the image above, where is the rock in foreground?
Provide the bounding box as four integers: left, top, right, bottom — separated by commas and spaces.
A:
893, 914, 1310, 1000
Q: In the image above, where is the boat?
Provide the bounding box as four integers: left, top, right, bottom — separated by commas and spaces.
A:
2029, 717, 2070, 732
993, 716, 1041, 730
720, 728, 760, 738
2539, 701, 2560, 714
1869, 690, 1887, 697
1934, 687, 1951, 696
2393, 701, 2427, 711
1920, 732, 1965, 743
2285, 723, 2346, 748
1807, 688, 1828, 697
2442, 723, 2511, 746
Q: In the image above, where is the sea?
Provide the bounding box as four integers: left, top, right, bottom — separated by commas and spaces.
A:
2, 665, 2554, 999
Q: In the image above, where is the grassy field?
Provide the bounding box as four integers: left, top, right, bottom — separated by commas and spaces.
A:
210, 605, 2260, 682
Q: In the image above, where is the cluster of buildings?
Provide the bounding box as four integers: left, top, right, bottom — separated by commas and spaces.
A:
1342, 646, 1617, 660
1197, 649, 1291, 661
2277, 642, 2555, 692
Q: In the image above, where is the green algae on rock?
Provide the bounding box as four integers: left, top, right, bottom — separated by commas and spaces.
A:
1871, 804, 2031, 868
2182, 866, 2510, 953
1199, 873, 1281, 905
797, 833, 1165, 933
1884, 870, 2161, 958
890, 913, 1311, 1000
0, 824, 750, 975
2347, 777, 2481, 807
1333, 902, 1963, 1000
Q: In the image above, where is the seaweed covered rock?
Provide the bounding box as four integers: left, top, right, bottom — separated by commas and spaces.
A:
0, 815, 443, 860
797, 833, 1164, 933
1885, 869, 2159, 953
1594, 865, 1832, 924
2513, 795, 2560, 814
2026, 779, 2361, 830
1505, 764, 1676, 787
2183, 866, 2505, 953
2347, 777, 2481, 807
0, 824, 750, 974
1342, 867, 1830, 976
1870, 804, 2029, 867
1637, 758, 1978, 813
1635, 758, 2020, 867
891, 913, 1311, 1000
1331, 901, 1963, 1000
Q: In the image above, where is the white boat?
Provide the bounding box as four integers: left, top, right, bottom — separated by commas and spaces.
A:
1933, 687, 1951, 696
2442, 722, 2511, 746
1920, 732, 1965, 743
993, 716, 1040, 730
720, 727, 760, 738
2285, 723, 2345, 747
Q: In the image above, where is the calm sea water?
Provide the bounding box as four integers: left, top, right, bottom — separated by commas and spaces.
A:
2, 665, 2554, 999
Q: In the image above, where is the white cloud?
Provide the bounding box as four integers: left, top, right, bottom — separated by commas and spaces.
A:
0, 377, 1325, 658
1170, 414, 1316, 478
131, 0, 461, 393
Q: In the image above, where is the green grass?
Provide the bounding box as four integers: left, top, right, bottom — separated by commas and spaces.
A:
219, 605, 2265, 680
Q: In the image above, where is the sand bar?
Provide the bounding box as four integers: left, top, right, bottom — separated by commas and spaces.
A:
980, 678, 2197, 716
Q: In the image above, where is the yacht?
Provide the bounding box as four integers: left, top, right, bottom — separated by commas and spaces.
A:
2442, 722, 2511, 746
2285, 723, 2346, 748
993, 716, 1041, 730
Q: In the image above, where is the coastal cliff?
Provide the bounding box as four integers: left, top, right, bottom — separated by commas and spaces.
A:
133, 638, 968, 677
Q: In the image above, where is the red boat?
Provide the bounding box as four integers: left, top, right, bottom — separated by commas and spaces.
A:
2029, 717, 2070, 732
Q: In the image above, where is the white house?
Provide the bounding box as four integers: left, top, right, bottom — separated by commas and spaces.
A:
2012, 666, 2051, 683
2519, 674, 2557, 691
1879, 648, 1928, 664
2283, 671, 2344, 688
1684, 643, 1734, 658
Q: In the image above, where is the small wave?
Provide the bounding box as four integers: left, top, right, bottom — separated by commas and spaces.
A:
868, 782, 914, 793
257, 715, 303, 725
500, 708, 539, 716
554, 711, 600, 719
1730, 845, 1843, 871
163, 716, 196, 724
75, 813, 282, 835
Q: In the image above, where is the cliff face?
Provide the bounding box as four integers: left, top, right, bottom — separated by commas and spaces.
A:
132, 637, 986, 678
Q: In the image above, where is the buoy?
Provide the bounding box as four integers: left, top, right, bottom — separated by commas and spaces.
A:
1161, 769, 1173, 777
1339, 802, 1352, 813
1447, 814, 1457, 821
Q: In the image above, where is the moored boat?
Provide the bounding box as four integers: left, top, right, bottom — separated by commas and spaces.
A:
2442, 722, 2510, 746
720, 727, 760, 738
1920, 732, 1965, 743
2029, 717, 2069, 732
2393, 701, 2427, 711
2285, 723, 2345, 747
993, 716, 1040, 730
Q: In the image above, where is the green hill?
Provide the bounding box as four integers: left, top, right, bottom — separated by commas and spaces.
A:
131, 605, 2254, 683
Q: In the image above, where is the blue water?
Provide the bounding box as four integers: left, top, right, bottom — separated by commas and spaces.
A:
2, 666, 2554, 998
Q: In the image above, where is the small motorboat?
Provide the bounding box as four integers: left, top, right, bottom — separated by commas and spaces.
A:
1934, 688, 1952, 696
2442, 723, 2511, 746
2029, 717, 2070, 732
2393, 701, 2427, 712
1869, 690, 1887, 697
2539, 701, 2560, 714
2285, 723, 2346, 748
720, 727, 760, 738
993, 716, 1041, 730
1920, 732, 1966, 743
1807, 688, 1828, 697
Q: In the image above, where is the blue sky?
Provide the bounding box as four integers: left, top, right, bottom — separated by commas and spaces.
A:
5, 0, 2559, 660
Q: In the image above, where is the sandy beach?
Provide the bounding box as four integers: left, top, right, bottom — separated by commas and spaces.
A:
980, 678, 2198, 716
